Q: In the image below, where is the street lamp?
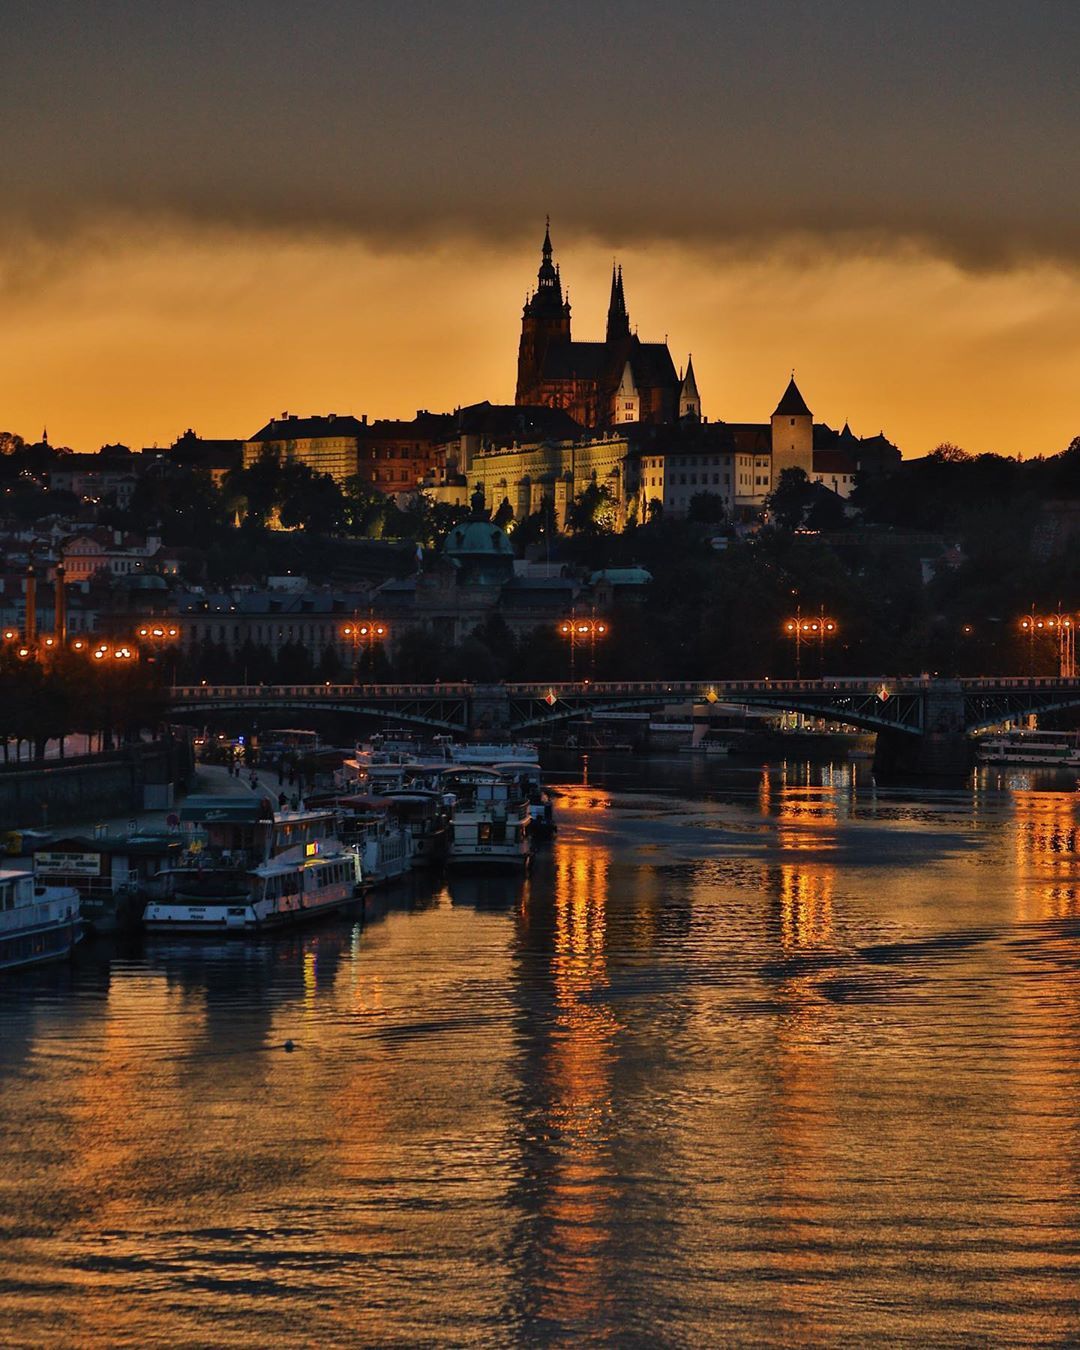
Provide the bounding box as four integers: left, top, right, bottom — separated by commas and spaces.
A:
782, 609, 838, 677
557, 616, 610, 681
137, 623, 181, 679
341, 619, 388, 681
1019, 609, 1075, 677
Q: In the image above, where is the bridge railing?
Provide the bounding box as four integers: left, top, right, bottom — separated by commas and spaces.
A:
170, 683, 474, 700
169, 676, 1080, 703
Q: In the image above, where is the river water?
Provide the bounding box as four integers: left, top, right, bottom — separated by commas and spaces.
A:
3, 753, 1080, 1346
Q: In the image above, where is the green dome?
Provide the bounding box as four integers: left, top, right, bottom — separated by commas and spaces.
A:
444, 520, 514, 558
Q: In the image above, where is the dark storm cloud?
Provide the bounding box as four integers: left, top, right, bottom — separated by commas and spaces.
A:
2, 0, 1078, 267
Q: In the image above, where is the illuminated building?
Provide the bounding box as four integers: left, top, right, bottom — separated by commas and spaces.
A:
243, 413, 368, 484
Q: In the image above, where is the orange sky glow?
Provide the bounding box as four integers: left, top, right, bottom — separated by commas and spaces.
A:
3, 224, 1078, 459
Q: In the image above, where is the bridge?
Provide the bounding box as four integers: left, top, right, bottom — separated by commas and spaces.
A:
168, 676, 1080, 772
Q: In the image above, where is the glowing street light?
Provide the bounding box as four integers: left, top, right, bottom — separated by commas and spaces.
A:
557, 616, 610, 680
782, 609, 838, 677
341, 618, 389, 681
138, 624, 180, 642
1019, 609, 1076, 677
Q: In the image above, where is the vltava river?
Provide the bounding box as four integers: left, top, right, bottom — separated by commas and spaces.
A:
3, 754, 1080, 1346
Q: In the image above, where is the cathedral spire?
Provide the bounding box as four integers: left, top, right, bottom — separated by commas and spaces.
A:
606, 261, 630, 342
532, 216, 562, 306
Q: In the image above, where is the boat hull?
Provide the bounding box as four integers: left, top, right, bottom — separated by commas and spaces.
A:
0, 917, 81, 972
144, 886, 364, 934
446, 847, 531, 871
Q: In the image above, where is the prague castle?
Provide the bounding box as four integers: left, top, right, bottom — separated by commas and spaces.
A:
233, 221, 899, 530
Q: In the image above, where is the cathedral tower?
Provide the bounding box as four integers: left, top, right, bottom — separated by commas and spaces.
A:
516, 220, 572, 405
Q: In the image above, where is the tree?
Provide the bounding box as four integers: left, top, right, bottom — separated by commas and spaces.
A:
341, 474, 384, 535
687, 491, 726, 525
223, 449, 283, 527
929, 442, 970, 463
804, 487, 848, 532
765, 467, 816, 530
512, 498, 559, 557
493, 497, 515, 531
568, 482, 618, 535
277, 463, 346, 532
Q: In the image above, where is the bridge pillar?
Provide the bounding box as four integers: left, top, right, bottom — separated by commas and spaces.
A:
466, 683, 512, 742
874, 679, 973, 777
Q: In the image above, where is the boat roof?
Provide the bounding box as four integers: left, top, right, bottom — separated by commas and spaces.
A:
180, 796, 274, 824
274, 806, 337, 824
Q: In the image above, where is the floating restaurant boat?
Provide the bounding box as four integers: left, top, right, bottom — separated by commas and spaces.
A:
976, 729, 1080, 769
443, 768, 532, 870
144, 796, 363, 933
0, 868, 82, 972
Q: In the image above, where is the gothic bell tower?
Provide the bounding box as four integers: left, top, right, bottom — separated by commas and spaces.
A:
516, 218, 572, 405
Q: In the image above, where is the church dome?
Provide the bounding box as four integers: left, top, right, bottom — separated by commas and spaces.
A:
443, 518, 515, 585
444, 520, 514, 559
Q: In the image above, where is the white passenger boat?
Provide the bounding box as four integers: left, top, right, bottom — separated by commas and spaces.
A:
144, 795, 364, 933
977, 729, 1080, 769
444, 769, 532, 870
0, 868, 82, 972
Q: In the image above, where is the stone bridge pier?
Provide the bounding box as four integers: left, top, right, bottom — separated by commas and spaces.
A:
466, 684, 512, 741
874, 679, 973, 777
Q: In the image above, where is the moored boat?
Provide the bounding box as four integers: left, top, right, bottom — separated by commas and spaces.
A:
443, 768, 532, 870
379, 790, 451, 868
143, 795, 364, 933
0, 868, 82, 972
977, 729, 1080, 768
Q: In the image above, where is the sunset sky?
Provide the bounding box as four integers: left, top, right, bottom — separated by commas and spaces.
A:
2, 1, 1078, 456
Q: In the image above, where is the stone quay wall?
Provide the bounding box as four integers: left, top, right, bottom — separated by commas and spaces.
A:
0, 740, 190, 831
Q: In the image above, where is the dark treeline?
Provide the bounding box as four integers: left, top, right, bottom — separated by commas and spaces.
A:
0, 649, 166, 762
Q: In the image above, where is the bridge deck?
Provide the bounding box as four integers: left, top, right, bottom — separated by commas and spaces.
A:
167, 677, 1080, 739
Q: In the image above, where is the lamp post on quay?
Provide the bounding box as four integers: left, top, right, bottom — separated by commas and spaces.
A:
341, 619, 389, 682
782, 609, 838, 678
137, 622, 182, 680
1019, 609, 1076, 678
557, 616, 609, 682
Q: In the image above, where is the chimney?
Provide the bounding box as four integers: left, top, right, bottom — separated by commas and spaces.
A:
54, 562, 67, 644
24, 564, 36, 645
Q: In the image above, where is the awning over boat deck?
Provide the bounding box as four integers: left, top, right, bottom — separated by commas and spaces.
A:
178, 797, 274, 825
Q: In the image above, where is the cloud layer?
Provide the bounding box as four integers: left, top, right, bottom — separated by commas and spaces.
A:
2, 1, 1079, 268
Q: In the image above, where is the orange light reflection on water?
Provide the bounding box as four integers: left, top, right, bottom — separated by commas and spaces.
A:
532, 839, 619, 1331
